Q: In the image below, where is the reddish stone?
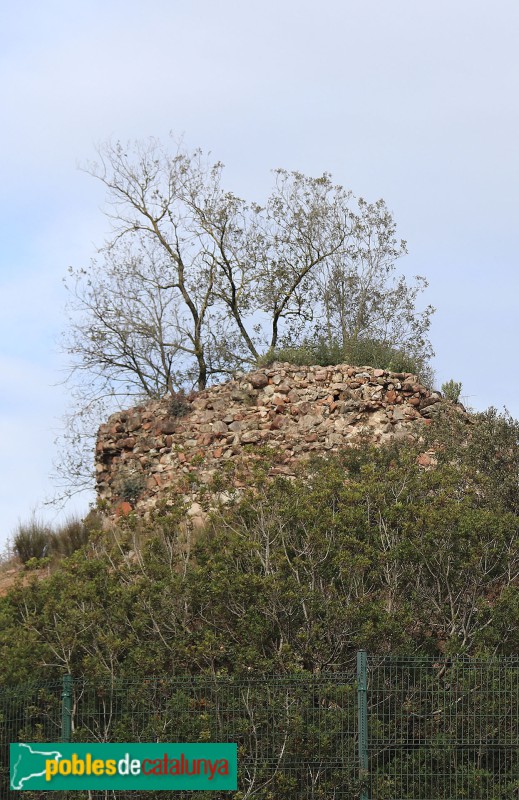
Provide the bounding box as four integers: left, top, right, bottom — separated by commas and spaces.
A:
158, 419, 177, 434
386, 390, 397, 403
127, 415, 142, 431
250, 372, 269, 389
213, 447, 223, 458
177, 453, 187, 463
408, 397, 421, 406
115, 501, 133, 518
417, 453, 433, 467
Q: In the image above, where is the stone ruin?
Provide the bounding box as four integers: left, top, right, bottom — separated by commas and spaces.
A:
95, 363, 465, 525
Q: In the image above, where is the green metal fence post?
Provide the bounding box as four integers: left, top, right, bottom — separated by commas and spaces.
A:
61, 674, 73, 743
357, 650, 369, 800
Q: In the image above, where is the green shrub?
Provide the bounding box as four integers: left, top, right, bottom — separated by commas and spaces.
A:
13, 520, 52, 564
167, 389, 191, 417
115, 468, 146, 502
51, 516, 92, 557
24, 556, 51, 571
441, 379, 462, 403
82, 509, 104, 534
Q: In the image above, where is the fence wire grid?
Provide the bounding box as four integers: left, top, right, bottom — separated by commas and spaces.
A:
2, 655, 519, 799
1, 672, 357, 800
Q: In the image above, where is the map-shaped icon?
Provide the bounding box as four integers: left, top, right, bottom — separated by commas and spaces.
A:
10, 742, 63, 789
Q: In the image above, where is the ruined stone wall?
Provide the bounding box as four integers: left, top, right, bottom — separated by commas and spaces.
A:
95, 363, 457, 522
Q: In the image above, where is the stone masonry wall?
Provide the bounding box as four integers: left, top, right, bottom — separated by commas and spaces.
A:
95, 363, 461, 523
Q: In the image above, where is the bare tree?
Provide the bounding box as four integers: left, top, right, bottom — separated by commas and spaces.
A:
317, 197, 434, 367
65, 139, 377, 395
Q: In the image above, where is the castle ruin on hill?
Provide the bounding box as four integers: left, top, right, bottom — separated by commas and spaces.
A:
95, 363, 466, 525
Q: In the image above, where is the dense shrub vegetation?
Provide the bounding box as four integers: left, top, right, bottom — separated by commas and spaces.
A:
1, 411, 518, 687
12, 513, 101, 565
13, 519, 52, 563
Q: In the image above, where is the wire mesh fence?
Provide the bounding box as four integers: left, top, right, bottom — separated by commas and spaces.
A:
2, 656, 519, 798
1, 673, 357, 799
367, 656, 519, 800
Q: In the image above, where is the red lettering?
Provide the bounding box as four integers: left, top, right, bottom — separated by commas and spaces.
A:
169, 758, 181, 775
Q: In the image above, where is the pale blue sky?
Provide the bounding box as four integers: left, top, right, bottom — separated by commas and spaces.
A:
1, 0, 518, 547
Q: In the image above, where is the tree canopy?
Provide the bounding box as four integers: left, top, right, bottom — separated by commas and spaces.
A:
65, 138, 434, 400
